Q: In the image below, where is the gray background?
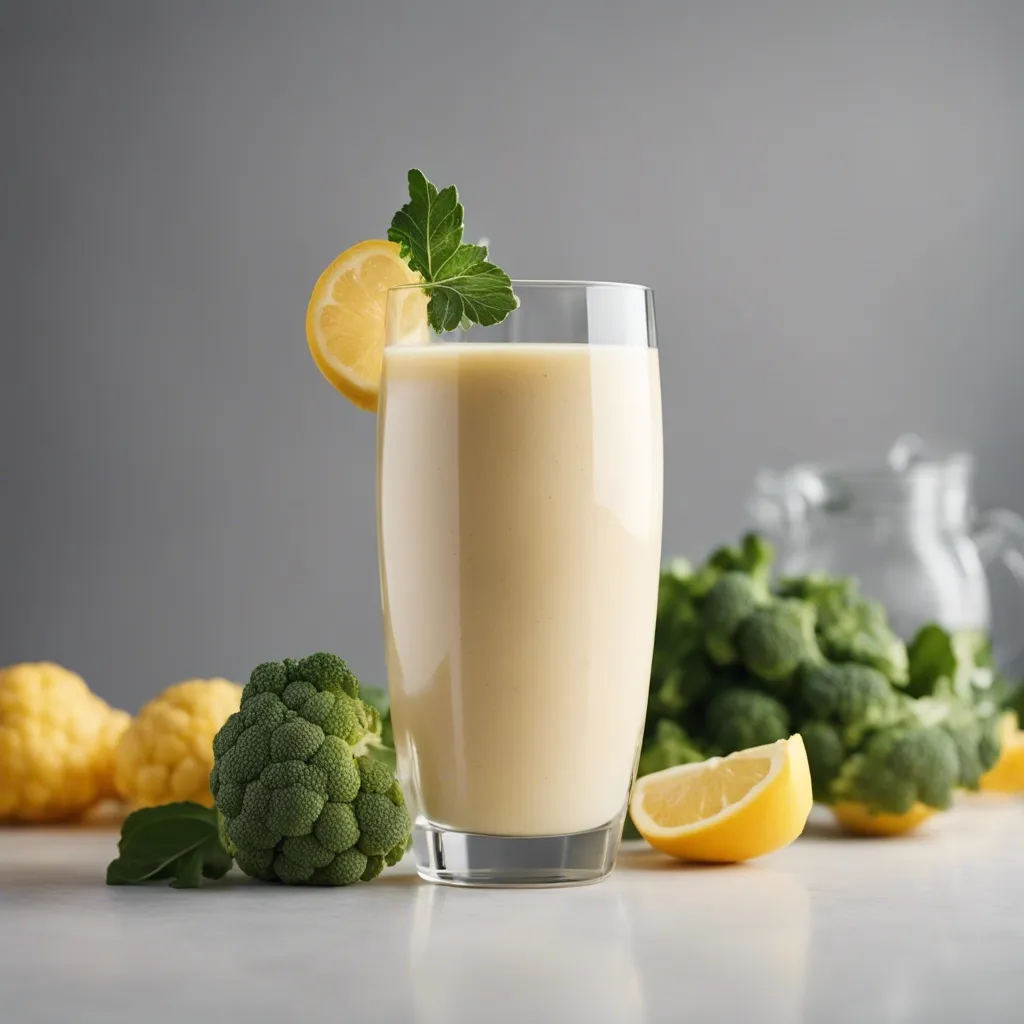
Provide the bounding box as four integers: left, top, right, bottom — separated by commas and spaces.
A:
2, 1, 1023, 710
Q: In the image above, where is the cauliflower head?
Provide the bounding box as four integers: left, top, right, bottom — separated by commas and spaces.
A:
211, 653, 411, 885
114, 678, 243, 807
0, 662, 130, 822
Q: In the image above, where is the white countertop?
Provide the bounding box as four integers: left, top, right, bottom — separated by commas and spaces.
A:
1, 799, 1022, 1024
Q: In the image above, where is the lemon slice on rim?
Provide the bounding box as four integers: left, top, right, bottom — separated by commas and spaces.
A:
305, 239, 426, 411
629, 734, 812, 862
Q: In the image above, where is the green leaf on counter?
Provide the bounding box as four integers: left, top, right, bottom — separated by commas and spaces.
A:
106, 802, 233, 889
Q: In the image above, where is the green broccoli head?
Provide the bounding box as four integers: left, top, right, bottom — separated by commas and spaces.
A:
907, 689, 1005, 791
686, 563, 722, 599
940, 719, 985, 791
799, 722, 847, 803
210, 653, 411, 886
701, 572, 769, 666
708, 533, 774, 584
777, 573, 857, 611
817, 600, 909, 686
654, 574, 702, 672
648, 657, 714, 719
739, 532, 774, 580
832, 724, 960, 814
939, 711, 1003, 790
703, 687, 790, 754
735, 599, 821, 689
637, 720, 705, 777
657, 570, 699, 626
799, 662, 901, 746
780, 574, 908, 686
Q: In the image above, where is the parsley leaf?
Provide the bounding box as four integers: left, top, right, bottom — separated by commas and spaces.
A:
106, 802, 233, 889
387, 169, 519, 334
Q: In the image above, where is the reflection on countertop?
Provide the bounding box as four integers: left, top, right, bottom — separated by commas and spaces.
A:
409, 881, 645, 1023
0, 799, 1022, 1023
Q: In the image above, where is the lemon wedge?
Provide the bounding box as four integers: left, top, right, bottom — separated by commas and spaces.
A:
629, 735, 812, 862
831, 801, 936, 836
305, 239, 425, 411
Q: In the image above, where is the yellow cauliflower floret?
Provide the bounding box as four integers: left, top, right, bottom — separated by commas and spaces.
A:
114, 678, 242, 807
0, 662, 130, 822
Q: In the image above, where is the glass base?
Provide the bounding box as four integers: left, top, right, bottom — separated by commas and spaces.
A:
412, 818, 622, 888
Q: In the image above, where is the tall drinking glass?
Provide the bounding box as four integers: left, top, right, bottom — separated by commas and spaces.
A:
377, 282, 663, 887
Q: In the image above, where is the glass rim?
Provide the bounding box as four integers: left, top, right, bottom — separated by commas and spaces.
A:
387, 278, 652, 294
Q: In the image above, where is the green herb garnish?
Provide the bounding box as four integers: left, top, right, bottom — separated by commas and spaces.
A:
388, 169, 519, 334
106, 802, 232, 889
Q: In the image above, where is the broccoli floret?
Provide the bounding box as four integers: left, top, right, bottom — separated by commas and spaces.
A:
211, 653, 411, 886
707, 544, 741, 571
664, 556, 693, 579
687, 563, 722, 599
707, 532, 773, 582
657, 570, 698, 625
637, 720, 705, 777
703, 687, 790, 754
651, 618, 701, 678
940, 720, 987, 790
781, 574, 909, 686
908, 690, 1005, 791
739, 532, 774, 580
735, 599, 821, 690
799, 662, 901, 746
648, 657, 714, 719
832, 725, 960, 813
818, 599, 909, 686
701, 572, 769, 666
654, 573, 702, 669
938, 709, 1003, 790
777, 573, 856, 611
826, 630, 909, 688
799, 722, 846, 802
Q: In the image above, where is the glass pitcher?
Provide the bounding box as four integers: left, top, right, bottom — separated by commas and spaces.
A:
748, 435, 1024, 666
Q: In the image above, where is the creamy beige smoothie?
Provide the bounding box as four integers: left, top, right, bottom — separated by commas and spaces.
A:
377, 343, 663, 836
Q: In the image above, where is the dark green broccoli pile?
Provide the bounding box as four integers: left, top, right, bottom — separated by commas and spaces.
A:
640, 534, 1008, 818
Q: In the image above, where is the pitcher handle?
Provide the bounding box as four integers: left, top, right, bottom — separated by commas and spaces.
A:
973, 507, 1024, 673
